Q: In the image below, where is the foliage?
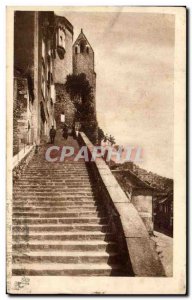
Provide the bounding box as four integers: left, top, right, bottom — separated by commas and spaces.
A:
98, 127, 105, 144
108, 135, 116, 146
97, 127, 116, 147
65, 73, 97, 143
65, 73, 95, 122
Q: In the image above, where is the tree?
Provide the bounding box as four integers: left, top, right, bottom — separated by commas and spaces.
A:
65, 73, 97, 143
65, 73, 95, 122
108, 135, 116, 146
98, 127, 105, 145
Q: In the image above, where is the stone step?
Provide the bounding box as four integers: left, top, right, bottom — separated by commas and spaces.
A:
13, 232, 114, 241
14, 187, 94, 192
21, 176, 90, 180
12, 206, 101, 212
13, 196, 96, 201
13, 196, 96, 202
13, 211, 105, 218
14, 183, 92, 188
12, 263, 125, 276
12, 217, 108, 225
13, 199, 98, 207
15, 183, 92, 187
28, 165, 88, 168
22, 168, 89, 171
28, 163, 87, 165
12, 137, 125, 276
13, 251, 120, 264
12, 240, 117, 252
22, 173, 90, 177
12, 224, 109, 233
13, 192, 95, 197
16, 176, 90, 181
12, 201, 98, 207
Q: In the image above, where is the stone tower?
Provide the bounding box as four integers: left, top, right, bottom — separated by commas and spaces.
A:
73, 29, 96, 111
73, 29, 97, 143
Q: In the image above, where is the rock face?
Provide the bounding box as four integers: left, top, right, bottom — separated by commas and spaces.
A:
12, 131, 129, 276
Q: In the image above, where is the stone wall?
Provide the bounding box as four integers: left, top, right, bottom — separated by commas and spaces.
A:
132, 192, 153, 234
54, 16, 73, 84
54, 83, 76, 129
112, 171, 154, 234
14, 11, 35, 80
13, 145, 35, 182
13, 77, 32, 156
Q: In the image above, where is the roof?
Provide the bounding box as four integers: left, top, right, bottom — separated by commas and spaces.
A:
73, 29, 94, 52
54, 14, 73, 35
112, 169, 155, 190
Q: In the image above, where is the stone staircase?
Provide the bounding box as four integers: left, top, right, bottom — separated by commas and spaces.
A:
12, 134, 129, 276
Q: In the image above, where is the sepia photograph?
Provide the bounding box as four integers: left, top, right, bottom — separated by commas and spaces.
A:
6, 6, 186, 294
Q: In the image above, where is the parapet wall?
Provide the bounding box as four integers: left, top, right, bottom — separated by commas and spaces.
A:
78, 132, 165, 277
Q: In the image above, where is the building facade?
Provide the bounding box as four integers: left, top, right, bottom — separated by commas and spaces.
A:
14, 11, 56, 155
53, 15, 76, 128
153, 193, 173, 236
13, 12, 98, 157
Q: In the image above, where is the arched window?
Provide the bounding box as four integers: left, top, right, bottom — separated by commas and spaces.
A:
86, 46, 89, 54
75, 46, 78, 54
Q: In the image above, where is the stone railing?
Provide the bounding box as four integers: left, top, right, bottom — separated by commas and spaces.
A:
13, 145, 35, 182
78, 132, 165, 277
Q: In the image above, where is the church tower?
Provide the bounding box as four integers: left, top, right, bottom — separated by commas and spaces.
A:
73, 29, 96, 110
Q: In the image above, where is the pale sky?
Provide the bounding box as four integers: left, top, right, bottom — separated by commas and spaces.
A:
56, 10, 175, 178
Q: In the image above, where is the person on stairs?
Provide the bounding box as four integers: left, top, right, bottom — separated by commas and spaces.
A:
62, 123, 68, 140
49, 126, 56, 144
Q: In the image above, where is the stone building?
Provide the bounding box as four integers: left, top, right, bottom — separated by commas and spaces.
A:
73, 29, 98, 142
14, 11, 56, 155
153, 192, 173, 236
53, 15, 76, 128
112, 169, 154, 234
13, 12, 98, 157
73, 29, 96, 110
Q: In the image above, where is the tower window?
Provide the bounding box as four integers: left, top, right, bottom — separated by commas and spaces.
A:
86, 46, 89, 54
75, 46, 78, 54
80, 41, 85, 53
58, 27, 66, 49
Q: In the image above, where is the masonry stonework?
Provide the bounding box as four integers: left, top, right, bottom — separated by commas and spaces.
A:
13, 77, 32, 155
55, 83, 76, 128
54, 16, 73, 84
73, 29, 96, 111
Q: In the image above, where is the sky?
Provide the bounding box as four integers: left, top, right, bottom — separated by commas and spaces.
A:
56, 10, 175, 178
